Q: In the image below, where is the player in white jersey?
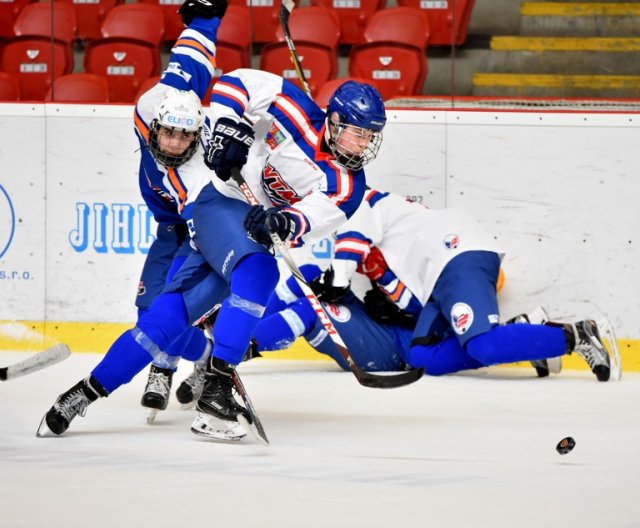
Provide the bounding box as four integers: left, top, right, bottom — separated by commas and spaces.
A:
252, 189, 620, 382
36, 43, 388, 438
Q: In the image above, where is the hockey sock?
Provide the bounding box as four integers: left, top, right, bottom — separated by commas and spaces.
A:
254, 298, 317, 351
213, 253, 279, 365
92, 292, 189, 393
165, 326, 209, 362
264, 263, 321, 316
465, 323, 566, 365
407, 336, 484, 375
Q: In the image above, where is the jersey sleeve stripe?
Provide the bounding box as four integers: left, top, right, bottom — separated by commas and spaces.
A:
133, 109, 149, 142
272, 95, 318, 149
172, 39, 217, 75
167, 168, 187, 212
319, 161, 354, 207
365, 189, 389, 207
211, 80, 249, 116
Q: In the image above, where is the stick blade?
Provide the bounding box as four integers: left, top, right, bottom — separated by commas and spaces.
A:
356, 367, 425, 389
1, 344, 71, 381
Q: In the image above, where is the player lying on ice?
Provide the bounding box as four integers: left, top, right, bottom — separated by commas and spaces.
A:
250, 189, 622, 381
36, 18, 388, 440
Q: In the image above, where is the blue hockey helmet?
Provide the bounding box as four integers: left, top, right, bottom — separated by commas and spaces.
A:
326, 81, 386, 170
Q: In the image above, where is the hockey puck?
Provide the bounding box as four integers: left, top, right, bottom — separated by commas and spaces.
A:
556, 436, 576, 455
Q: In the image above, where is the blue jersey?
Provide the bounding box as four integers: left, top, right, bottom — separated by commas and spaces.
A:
133, 16, 221, 227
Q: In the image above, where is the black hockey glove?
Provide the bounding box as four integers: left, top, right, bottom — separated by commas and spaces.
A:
309, 267, 351, 304
363, 287, 417, 329
205, 117, 255, 182
244, 205, 294, 248
178, 0, 228, 25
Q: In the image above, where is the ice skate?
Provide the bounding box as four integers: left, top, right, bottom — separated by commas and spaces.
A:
191, 357, 252, 442
176, 359, 207, 408
569, 319, 618, 382
36, 376, 107, 437
141, 365, 174, 424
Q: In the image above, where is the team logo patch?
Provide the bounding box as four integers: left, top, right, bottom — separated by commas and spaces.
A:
326, 303, 351, 323
265, 122, 286, 150
443, 233, 460, 249
451, 302, 474, 334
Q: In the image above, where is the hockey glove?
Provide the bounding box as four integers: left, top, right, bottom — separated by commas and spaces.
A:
205, 117, 255, 182
363, 287, 417, 329
179, 0, 228, 25
309, 267, 351, 304
244, 205, 294, 248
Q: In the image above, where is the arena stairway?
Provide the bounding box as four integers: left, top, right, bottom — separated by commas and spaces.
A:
472, 1, 640, 98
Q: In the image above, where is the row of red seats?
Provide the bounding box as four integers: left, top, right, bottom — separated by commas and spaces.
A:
0, 0, 475, 46
0, 70, 370, 108
0, 4, 430, 101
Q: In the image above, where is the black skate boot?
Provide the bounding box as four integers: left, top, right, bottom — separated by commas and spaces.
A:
176, 359, 207, 406
566, 320, 612, 382
36, 376, 108, 437
141, 365, 174, 411
191, 357, 248, 441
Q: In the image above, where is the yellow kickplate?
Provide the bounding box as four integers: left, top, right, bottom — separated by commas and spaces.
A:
473, 73, 640, 89
491, 36, 640, 52
522, 2, 640, 17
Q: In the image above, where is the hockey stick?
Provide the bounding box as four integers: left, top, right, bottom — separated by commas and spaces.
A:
279, 0, 312, 98
233, 371, 270, 446
231, 167, 424, 389
0, 343, 71, 381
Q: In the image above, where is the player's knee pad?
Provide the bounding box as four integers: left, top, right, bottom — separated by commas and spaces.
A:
136, 291, 189, 349
231, 252, 279, 304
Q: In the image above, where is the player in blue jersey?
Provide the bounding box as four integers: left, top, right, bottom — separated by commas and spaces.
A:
36, 39, 388, 439
251, 189, 621, 382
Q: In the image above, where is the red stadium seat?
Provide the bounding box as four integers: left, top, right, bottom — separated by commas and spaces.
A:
228, 0, 279, 44
46, 73, 110, 102
260, 42, 337, 99
348, 42, 427, 101
311, 0, 385, 46
57, 0, 123, 41
138, 0, 184, 42
215, 5, 252, 75
364, 7, 429, 50
13, 1, 77, 43
0, 72, 21, 101
0, 0, 31, 39
274, 5, 340, 53
397, 0, 475, 46
315, 76, 378, 108
85, 38, 160, 102
134, 75, 161, 103
0, 36, 73, 100
101, 3, 165, 47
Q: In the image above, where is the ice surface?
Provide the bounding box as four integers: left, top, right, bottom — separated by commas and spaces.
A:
1, 352, 639, 528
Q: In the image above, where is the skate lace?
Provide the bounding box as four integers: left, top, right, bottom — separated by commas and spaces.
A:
145, 370, 171, 397
54, 390, 90, 421
575, 323, 609, 369
184, 362, 207, 390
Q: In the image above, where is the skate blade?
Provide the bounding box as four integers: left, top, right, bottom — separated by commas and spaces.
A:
146, 409, 159, 425
180, 401, 197, 411
190, 411, 247, 442
527, 306, 549, 325
35, 414, 56, 438
596, 318, 622, 381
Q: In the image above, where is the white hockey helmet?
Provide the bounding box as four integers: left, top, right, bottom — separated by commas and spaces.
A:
148, 87, 205, 168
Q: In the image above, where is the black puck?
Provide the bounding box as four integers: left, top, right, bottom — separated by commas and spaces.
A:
556, 436, 576, 455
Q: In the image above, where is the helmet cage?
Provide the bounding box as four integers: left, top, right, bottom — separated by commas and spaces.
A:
148, 120, 201, 168
327, 116, 383, 171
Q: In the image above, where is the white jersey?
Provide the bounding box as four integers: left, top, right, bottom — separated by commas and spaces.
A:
209, 69, 368, 246
332, 190, 504, 306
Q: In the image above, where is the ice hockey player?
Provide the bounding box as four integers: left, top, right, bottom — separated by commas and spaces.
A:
36, 44, 388, 439
251, 189, 621, 382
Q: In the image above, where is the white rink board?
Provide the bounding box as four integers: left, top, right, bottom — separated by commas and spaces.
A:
0, 104, 638, 337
